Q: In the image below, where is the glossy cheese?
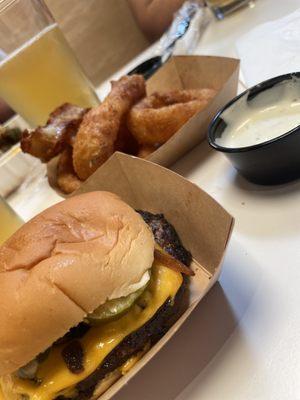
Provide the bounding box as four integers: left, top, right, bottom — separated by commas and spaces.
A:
1, 263, 182, 400
119, 343, 150, 375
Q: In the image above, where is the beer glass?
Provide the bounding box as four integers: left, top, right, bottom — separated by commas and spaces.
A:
0, 0, 99, 126
0, 196, 23, 244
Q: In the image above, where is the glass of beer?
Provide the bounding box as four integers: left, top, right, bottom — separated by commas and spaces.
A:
0, 0, 99, 127
0, 196, 23, 244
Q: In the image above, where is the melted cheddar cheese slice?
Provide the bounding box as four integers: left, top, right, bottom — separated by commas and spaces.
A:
1, 262, 182, 400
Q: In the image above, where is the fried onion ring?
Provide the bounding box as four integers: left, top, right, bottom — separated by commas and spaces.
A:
127, 89, 216, 146
57, 147, 82, 194
73, 75, 146, 180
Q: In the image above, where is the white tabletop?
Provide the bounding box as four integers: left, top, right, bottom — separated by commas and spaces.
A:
7, 1, 300, 399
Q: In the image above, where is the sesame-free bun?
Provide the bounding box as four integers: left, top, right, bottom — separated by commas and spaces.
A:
0, 192, 154, 376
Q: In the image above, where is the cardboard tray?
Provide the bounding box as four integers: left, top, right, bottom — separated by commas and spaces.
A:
71, 152, 234, 400
145, 55, 239, 166
48, 55, 239, 196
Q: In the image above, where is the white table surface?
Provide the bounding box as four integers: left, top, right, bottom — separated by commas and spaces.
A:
7, 0, 300, 399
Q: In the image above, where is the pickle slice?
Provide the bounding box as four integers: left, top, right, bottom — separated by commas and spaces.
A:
87, 286, 147, 325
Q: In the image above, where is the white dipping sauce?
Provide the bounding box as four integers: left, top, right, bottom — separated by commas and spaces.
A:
216, 77, 300, 148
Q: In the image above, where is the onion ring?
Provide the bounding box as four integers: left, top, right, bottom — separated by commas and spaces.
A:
57, 147, 82, 194
127, 89, 216, 146
73, 75, 146, 180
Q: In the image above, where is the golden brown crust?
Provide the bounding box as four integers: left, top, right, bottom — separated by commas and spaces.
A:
57, 147, 82, 194
127, 89, 216, 146
21, 103, 88, 162
0, 192, 154, 375
73, 75, 146, 180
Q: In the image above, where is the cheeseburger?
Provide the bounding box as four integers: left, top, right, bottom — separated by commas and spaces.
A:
0, 192, 192, 400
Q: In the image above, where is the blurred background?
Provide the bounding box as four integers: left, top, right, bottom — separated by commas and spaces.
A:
45, 0, 150, 86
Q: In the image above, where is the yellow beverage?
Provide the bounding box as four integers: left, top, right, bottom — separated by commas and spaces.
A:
0, 23, 99, 126
0, 197, 23, 245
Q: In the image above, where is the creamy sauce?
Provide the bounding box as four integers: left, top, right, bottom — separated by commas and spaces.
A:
216, 77, 300, 148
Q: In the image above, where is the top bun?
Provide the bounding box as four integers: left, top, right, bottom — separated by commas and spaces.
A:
0, 192, 154, 376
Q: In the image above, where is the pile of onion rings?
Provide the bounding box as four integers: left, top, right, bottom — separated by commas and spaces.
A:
21, 75, 216, 194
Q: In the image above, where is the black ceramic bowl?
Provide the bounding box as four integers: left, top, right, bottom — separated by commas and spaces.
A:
208, 72, 300, 185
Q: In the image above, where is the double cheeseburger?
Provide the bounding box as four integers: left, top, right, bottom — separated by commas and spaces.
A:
0, 192, 192, 400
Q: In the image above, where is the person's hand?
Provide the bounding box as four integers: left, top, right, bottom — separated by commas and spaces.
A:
128, 0, 186, 41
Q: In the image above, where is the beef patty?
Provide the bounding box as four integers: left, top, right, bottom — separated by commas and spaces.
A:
137, 211, 192, 266
55, 212, 192, 400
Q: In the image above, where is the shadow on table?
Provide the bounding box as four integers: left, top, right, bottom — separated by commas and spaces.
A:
112, 282, 238, 400
227, 170, 300, 238
171, 141, 215, 177
233, 172, 300, 199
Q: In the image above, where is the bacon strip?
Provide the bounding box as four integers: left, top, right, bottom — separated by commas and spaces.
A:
21, 103, 88, 162
154, 248, 195, 276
